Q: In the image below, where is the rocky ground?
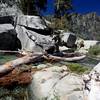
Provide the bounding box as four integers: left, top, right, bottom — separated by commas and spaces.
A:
28, 61, 100, 100
29, 64, 84, 100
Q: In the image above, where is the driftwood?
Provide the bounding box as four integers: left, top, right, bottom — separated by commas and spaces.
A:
0, 53, 43, 77
44, 54, 86, 62
0, 50, 20, 53
0, 50, 35, 56
0, 51, 86, 76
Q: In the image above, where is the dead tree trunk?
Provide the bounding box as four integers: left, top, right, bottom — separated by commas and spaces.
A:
0, 53, 43, 76
0, 51, 85, 76
44, 54, 86, 62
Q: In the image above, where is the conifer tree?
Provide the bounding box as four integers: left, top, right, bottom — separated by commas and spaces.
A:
54, 0, 72, 30
18, 0, 47, 15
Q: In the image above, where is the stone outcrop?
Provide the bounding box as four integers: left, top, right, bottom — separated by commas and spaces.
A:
0, 16, 14, 24
0, 14, 77, 52
0, 0, 22, 16
70, 13, 100, 40
29, 65, 83, 100
0, 29, 21, 50
0, 16, 21, 50
61, 32, 76, 48
15, 15, 54, 52
83, 62, 100, 100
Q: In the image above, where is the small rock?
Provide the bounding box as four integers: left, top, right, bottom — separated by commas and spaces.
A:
37, 64, 47, 69
61, 65, 68, 71
44, 65, 68, 73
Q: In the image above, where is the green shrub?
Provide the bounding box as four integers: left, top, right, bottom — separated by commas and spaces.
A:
88, 45, 100, 57
67, 63, 91, 74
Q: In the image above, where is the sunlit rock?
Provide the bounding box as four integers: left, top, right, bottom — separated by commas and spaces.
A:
16, 15, 54, 52
29, 66, 83, 100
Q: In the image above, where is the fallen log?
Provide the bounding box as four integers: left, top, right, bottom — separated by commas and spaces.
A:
0, 53, 43, 77
0, 51, 85, 76
0, 50, 20, 53
44, 54, 86, 62
0, 50, 35, 56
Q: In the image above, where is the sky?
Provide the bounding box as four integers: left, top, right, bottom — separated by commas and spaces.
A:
72, 0, 100, 15
44, 0, 100, 15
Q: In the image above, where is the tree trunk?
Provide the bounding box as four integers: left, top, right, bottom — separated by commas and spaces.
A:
44, 54, 86, 62
0, 53, 43, 76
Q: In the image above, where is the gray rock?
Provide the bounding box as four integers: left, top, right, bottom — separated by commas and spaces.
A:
83, 62, 100, 100
0, 24, 14, 33
0, 29, 21, 50
16, 15, 54, 52
0, 16, 14, 24
16, 15, 47, 29
37, 64, 47, 69
0, 15, 21, 50
0, 0, 22, 16
70, 13, 100, 40
29, 66, 83, 100
68, 92, 83, 100
61, 32, 76, 48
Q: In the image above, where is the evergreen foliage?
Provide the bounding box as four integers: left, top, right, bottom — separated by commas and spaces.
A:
17, 0, 36, 15
54, 0, 72, 18
17, 0, 47, 15
88, 45, 100, 58
53, 0, 72, 30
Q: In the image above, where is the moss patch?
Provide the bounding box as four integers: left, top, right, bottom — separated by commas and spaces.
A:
67, 63, 91, 74
88, 45, 100, 58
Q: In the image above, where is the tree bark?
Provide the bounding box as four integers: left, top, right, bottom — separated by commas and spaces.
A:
0, 67, 32, 86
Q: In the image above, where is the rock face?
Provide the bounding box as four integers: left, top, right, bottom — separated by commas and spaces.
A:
29, 65, 83, 100
83, 62, 100, 100
16, 15, 54, 52
61, 32, 76, 48
0, 15, 77, 52
16, 15, 47, 29
0, 0, 21, 16
0, 16, 14, 24
0, 16, 21, 50
0, 29, 21, 50
93, 62, 100, 72
70, 13, 100, 40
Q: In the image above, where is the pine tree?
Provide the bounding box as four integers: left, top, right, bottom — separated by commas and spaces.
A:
18, 0, 47, 15
54, 0, 72, 30
55, 0, 72, 17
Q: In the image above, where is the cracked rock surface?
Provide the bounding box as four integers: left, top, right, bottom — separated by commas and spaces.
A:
29, 65, 84, 100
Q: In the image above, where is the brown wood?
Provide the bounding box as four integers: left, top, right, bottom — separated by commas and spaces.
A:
0, 67, 32, 86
